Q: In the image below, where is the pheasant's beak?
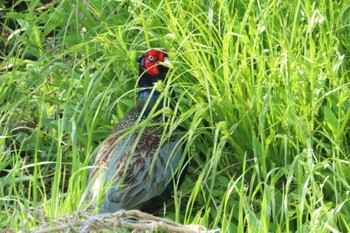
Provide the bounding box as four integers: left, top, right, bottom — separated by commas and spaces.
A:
158, 56, 173, 69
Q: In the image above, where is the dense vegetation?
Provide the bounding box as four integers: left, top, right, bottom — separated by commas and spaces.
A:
1, 0, 349, 232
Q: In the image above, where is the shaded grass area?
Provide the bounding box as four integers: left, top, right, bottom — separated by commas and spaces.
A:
1, 0, 350, 232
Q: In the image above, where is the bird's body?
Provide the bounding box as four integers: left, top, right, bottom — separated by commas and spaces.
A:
89, 48, 185, 213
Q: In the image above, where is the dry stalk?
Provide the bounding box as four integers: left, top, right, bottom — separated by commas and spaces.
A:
29, 210, 218, 233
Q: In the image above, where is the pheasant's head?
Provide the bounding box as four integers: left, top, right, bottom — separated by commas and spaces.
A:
137, 48, 171, 88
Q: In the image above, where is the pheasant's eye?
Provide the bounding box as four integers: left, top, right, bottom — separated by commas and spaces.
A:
148, 55, 154, 61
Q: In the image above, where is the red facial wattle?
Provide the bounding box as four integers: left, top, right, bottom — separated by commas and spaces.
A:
144, 59, 159, 76
144, 50, 166, 76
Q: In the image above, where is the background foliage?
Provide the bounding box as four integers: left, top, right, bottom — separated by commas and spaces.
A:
0, 0, 349, 232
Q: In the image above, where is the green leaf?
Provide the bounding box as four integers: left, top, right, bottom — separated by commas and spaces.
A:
323, 106, 339, 133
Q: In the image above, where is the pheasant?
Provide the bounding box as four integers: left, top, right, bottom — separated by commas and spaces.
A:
89, 48, 185, 213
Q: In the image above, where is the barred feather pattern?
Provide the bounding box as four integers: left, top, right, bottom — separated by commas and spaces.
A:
89, 110, 183, 213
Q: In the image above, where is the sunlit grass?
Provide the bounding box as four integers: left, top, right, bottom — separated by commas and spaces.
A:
0, 0, 349, 232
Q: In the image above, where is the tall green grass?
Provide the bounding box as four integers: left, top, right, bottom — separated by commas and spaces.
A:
0, 0, 349, 232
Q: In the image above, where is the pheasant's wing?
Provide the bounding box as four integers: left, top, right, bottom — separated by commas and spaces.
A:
106, 127, 184, 210
89, 112, 139, 207
89, 126, 125, 181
